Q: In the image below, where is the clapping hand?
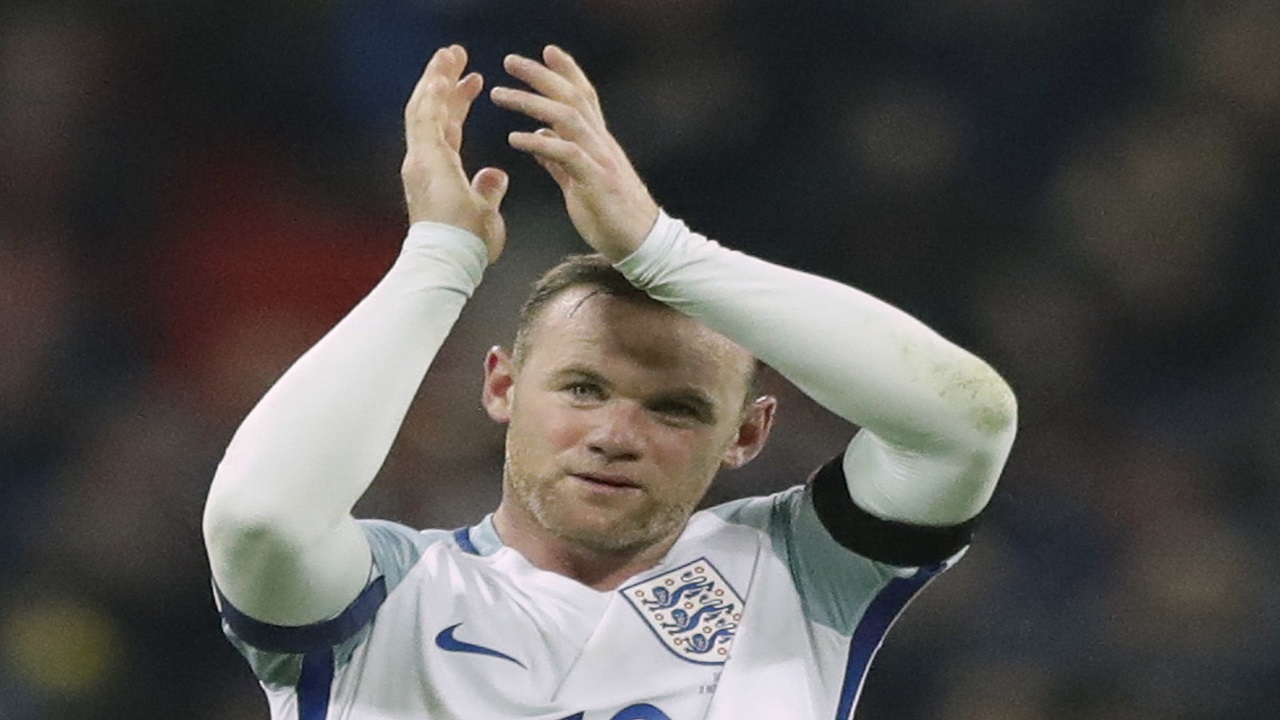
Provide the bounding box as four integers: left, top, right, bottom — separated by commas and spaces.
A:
402, 45, 510, 263
491, 45, 660, 262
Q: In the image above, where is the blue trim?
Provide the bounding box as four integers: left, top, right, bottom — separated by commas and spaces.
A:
218, 576, 388, 654
453, 526, 479, 555
832, 564, 945, 720
610, 704, 673, 720
297, 647, 335, 720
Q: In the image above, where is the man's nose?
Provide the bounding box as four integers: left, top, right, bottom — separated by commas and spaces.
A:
585, 402, 645, 461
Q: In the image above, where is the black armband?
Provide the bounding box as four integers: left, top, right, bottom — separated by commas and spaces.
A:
810, 455, 978, 567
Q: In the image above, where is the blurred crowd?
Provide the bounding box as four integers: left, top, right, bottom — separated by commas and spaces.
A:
1, 0, 1278, 718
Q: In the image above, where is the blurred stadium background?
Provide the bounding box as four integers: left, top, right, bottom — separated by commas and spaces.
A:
2, 0, 1278, 718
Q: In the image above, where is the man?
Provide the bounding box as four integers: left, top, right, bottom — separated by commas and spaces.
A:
203, 45, 1017, 720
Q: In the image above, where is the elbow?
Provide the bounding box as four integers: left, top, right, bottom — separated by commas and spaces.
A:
937, 369, 1017, 501
203, 490, 281, 562
204, 455, 262, 549
938, 357, 1018, 442
974, 371, 1018, 439
203, 491, 321, 582
202, 464, 310, 564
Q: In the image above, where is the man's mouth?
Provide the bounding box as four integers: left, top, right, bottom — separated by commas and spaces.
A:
571, 472, 641, 489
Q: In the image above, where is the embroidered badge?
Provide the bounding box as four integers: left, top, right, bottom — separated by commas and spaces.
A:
621, 558, 745, 665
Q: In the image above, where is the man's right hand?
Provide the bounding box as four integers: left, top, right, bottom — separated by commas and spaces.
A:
402, 45, 509, 263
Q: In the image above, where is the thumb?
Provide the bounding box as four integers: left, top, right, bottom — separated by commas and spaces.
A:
471, 167, 509, 210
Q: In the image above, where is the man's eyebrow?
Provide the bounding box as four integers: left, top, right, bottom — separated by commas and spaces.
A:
552, 366, 611, 385
648, 388, 719, 420
651, 388, 715, 406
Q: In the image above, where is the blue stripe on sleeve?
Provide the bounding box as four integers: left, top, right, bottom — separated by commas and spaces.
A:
832, 563, 945, 720
218, 576, 388, 654
297, 647, 335, 720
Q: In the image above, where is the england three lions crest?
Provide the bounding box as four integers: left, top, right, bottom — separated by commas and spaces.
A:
621, 558, 745, 665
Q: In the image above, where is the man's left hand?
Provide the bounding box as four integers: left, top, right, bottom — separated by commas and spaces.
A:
491, 45, 660, 262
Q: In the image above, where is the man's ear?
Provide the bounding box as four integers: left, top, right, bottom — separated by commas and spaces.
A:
482, 346, 517, 424
721, 395, 777, 469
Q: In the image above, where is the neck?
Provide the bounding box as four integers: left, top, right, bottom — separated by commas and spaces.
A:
491, 504, 679, 591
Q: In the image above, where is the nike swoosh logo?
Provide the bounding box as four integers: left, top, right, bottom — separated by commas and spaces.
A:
434, 623, 526, 668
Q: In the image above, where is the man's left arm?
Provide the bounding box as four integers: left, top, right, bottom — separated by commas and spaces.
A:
617, 214, 1016, 575
493, 46, 1017, 544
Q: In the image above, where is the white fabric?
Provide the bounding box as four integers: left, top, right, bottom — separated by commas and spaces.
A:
229, 490, 957, 720
615, 211, 1016, 526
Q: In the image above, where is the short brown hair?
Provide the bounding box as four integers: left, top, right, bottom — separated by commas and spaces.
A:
513, 253, 763, 401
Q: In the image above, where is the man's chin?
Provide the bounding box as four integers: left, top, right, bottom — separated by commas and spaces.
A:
541, 510, 665, 554
519, 483, 677, 553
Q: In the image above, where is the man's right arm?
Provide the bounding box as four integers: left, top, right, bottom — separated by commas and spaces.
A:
203, 45, 509, 627
202, 223, 487, 626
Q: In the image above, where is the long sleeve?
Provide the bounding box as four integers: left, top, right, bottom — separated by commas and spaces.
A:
203, 222, 487, 626
615, 212, 1017, 527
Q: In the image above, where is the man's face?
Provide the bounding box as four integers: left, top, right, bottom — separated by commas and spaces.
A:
484, 287, 772, 554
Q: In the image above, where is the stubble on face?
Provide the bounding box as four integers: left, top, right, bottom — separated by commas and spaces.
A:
498, 290, 753, 557
502, 441, 703, 554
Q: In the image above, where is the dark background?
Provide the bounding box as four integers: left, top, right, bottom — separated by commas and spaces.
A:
2, 0, 1278, 718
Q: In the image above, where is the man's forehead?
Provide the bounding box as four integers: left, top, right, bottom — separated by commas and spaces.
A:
529, 288, 751, 384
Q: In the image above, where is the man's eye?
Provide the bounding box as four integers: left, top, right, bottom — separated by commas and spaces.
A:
566, 383, 602, 399
653, 403, 698, 419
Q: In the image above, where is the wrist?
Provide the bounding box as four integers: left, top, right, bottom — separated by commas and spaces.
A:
600, 202, 660, 263
403, 221, 489, 291
611, 208, 683, 280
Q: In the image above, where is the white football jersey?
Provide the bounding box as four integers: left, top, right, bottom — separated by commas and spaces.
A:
218, 459, 970, 720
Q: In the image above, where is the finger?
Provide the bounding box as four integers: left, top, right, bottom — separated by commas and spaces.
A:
432, 44, 465, 79
440, 44, 468, 85
472, 166, 509, 262
508, 129, 597, 184
409, 45, 461, 104
406, 78, 463, 177
405, 77, 447, 143
428, 45, 461, 80
530, 129, 573, 187
422, 45, 463, 87
471, 167, 510, 209
542, 45, 602, 115
490, 86, 597, 146
406, 50, 444, 114
452, 72, 484, 120
503, 53, 598, 121
445, 72, 484, 151
421, 77, 451, 138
